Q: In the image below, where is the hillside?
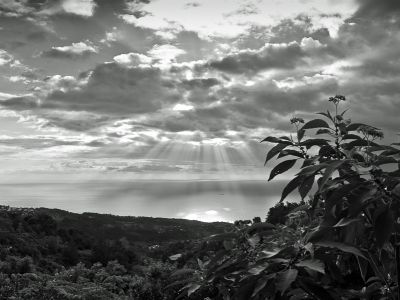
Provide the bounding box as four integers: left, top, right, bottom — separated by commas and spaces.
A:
0, 205, 232, 299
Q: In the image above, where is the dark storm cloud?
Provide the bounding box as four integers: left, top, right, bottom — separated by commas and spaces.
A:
209, 42, 305, 74
43, 63, 180, 115
1, 96, 39, 110
42, 112, 111, 131
353, 0, 400, 19
1, 0, 400, 145
181, 78, 220, 89
2, 62, 181, 117
140, 74, 339, 135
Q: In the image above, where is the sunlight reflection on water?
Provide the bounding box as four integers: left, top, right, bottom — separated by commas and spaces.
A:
0, 180, 291, 222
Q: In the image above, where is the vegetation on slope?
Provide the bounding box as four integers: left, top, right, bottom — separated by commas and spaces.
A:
0, 206, 231, 299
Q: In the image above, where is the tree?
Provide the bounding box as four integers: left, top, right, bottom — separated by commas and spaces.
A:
266, 201, 304, 225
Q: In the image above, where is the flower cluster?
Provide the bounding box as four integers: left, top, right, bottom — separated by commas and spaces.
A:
290, 117, 305, 125
358, 125, 384, 140
328, 95, 346, 104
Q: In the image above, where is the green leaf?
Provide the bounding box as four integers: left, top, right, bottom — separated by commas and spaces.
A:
296, 259, 325, 274
268, 159, 297, 181
315, 241, 366, 259
357, 256, 368, 282
251, 278, 268, 297
301, 119, 330, 130
316, 128, 331, 135
375, 156, 398, 166
278, 149, 304, 159
298, 175, 314, 200
317, 111, 333, 121
297, 129, 306, 141
280, 136, 292, 141
344, 139, 377, 148
248, 263, 269, 275
280, 176, 304, 202
297, 163, 328, 176
325, 182, 360, 211
169, 254, 182, 261
264, 143, 287, 165
334, 218, 361, 227
300, 138, 329, 149
374, 205, 394, 248
342, 134, 362, 140
318, 160, 349, 191
187, 283, 201, 296
347, 123, 377, 132
261, 136, 292, 144
276, 269, 298, 295
261, 136, 281, 143
338, 123, 347, 134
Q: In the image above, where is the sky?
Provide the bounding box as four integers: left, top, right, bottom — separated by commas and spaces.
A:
0, 0, 400, 222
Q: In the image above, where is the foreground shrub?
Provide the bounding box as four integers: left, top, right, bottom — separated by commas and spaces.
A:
173, 95, 400, 299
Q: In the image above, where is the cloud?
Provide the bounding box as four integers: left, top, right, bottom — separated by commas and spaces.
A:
353, 0, 400, 19
148, 44, 186, 62
0, 92, 18, 100
113, 52, 153, 66
61, 0, 96, 17
208, 40, 313, 74
120, 0, 356, 39
40, 41, 98, 59
0, 62, 183, 131
44, 63, 180, 115
0, 0, 34, 17
0, 49, 14, 65
0, 136, 80, 149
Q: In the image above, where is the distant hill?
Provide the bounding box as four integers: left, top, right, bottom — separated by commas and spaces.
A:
43, 207, 230, 242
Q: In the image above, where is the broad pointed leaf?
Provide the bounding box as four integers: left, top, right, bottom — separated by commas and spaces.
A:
347, 123, 377, 132
297, 129, 306, 141
318, 160, 349, 191
276, 269, 298, 295
278, 149, 304, 159
264, 143, 287, 165
316, 128, 331, 135
297, 163, 328, 176
268, 159, 297, 181
298, 175, 314, 200
334, 218, 361, 227
280, 176, 304, 202
187, 284, 201, 296
317, 111, 333, 121
251, 278, 268, 297
261, 136, 292, 145
315, 241, 366, 259
300, 139, 329, 149
301, 119, 330, 130
296, 259, 325, 274
342, 134, 362, 140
